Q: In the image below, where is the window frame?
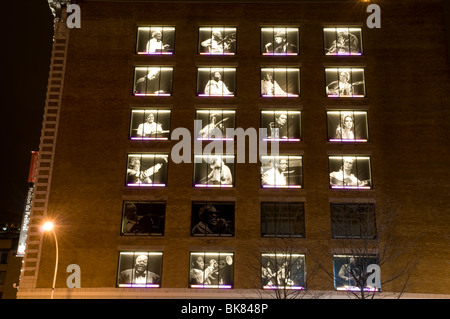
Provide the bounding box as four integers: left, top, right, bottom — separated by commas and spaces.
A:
330, 203, 377, 239
189, 252, 235, 289
136, 26, 176, 55
121, 201, 166, 236
261, 202, 305, 238
116, 251, 163, 288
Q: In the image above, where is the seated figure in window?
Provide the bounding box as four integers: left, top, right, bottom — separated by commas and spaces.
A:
326, 71, 354, 97
198, 113, 225, 139
206, 157, 233, 186
261, 71, 287, 96
262, 158, 288, 186
146, 29, 171, 54
200, 28, 236, 55
136, 113, 164, 138
329, 158, 369, 187
263, 30, 297, 55
119, 254, 161, 285
127, 156, 167, 185
135, 68, 166, 95
204, 70, 233, 96
326, 30, 360, 55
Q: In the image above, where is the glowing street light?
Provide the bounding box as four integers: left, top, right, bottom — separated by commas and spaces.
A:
41, 221, 59, 299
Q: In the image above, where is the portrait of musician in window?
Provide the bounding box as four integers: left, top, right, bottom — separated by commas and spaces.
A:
117, 251, 163, 288
133, 67, 173, 96
261, 110, 301, 142
329, 156, 372, 189
198, 27, 236, 55
324, 27, 363, 56
195, 110, 236, 141
261, 68, 300, 97
130, 109, 171, 140
325, 68, 365, 97
121, 201, 166, 236
191, 202, 234, 237
261, 27, 299, 55
197, 68, 236, 97
333, 255, 380, 291
327, 111, 368, 142
136, 26, 175, 55
260, 156, 303, 188
261, 253, 305, 290
126, 154, 169, 187
194, 155, 235, 188
189, 252, 234, 288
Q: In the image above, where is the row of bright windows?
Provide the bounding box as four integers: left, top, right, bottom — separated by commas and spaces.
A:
126, 154, 373, 189
117, 251, 379, 291
136, 26, 363, 56
130, 109, 369, 142
133, 67, 366, 98
122, 201, 376, 239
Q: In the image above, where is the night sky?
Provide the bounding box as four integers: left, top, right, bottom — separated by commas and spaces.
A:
3, 1, 54, 223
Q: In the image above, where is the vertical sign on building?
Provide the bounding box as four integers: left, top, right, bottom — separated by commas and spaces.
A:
17, 151, 39, 257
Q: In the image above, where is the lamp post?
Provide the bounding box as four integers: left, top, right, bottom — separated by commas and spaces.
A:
41, 221, 59, 299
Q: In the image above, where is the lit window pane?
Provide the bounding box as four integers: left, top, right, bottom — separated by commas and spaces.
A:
117, 252, 163, 288
261, 110, 301, 141
198, 27, 237, 55
333, 255, 380, 291
136, 26, 175, 55
191, 202, 234, 237
261, 27, 299, 55
261, 254, 305, 289
329, 156, 372, 189
134, 67, 173, 96
194, 155, 235, 188
261, 68, 300, 97
126, 154, 169, 187
130, 109, 171, 140
324, 27, 363, 55
195, 110, 236, 141
189, 252, 234, 288
325, 68, 365, 97
261, 156, 303, 188
327, 111, 368, 142
197, 68, 236, 97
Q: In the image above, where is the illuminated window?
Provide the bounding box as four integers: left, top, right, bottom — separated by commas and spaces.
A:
121, 201, 165, 236
329, 156, 372, 189
193, 155, 235, 188
189, 252, 234, 288
136, 26, 175, 55
261, 68, 300, 97
191, 202, 234, 237
261, 155, 303, 188
333, 255, 380, 291
261, 202, 305, 237
325, 68, 365, 97
198, 27, 237, 55
327, 110, 368, 142
195, 110, 236, 141
261, 110, 301, 142
261, 27, 299, 55
117, 251, 163, 288
130, 109, 171, 140
324, 27, 363, 55
126, 154, 168, 187
133, 67, 173, 96
331, 203, 376, 239
197, 68, 236, 97
261, 254, 305, 290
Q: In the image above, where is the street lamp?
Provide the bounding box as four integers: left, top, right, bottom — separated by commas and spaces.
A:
41, 221, 59, 299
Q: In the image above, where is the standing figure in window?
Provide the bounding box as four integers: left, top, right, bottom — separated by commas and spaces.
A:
119, 254, 160, 285
204, 259, 220, 285
190, 256, 206, 285
261, 72, 287, 96
206, 157, 233, 185
326, 71, 354, 96
127, 157, 166, 184
137, 113, 163, 138
201, 29, 235, 54
204, 70, 232, 96
146, 29, 171, 53
262, 159, 288, 186
329, 158, 368, 187
264, 31, 297, 54
326, 30, 360, 55
337, 257, 358, 288
198, 113, 227, 139
135, 68, 164, 95
268, 113, 288, 139
335, 113, 355, 140
262, 261, 276, 286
